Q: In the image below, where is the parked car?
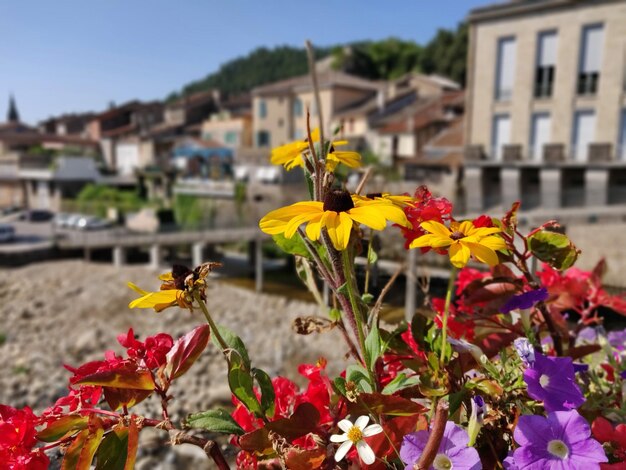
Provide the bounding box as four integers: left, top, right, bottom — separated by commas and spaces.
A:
76, 216, 113, 231
0, 224, 15, 243
20, 209, 54, 222
54, 212, 78, 228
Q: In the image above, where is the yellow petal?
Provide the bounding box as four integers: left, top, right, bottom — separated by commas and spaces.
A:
478, 235, 507, 251
464, 241, 500, 266
158, 272, 173, 281
259, 202, 323, 235
472, 226, 501, 238
305, 215, 324, 241
346, 206, 387, 230
410, 233, 452, 249
129, 289, 179, 310
449, 242, 471, 268
336, 212, 354, 250
127, 282, 149, 295
458, 220, 475, 236
421, 220, 452, 238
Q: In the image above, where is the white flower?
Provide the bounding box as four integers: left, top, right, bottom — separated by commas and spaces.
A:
330, 415, 382, 465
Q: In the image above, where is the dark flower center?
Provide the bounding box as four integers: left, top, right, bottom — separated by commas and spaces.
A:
323, 189, 355, 213
172, 264, 195, 290
450, 231, 466, 241
366, 192, 382, 199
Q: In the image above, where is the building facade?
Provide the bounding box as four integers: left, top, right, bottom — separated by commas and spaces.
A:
465, 0, 626, 213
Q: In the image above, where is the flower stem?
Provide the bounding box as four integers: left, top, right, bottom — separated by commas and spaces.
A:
194, 292, 229, 353
414, 400, 449, 470
341, 248, 367, 357
439, 266, 458, 367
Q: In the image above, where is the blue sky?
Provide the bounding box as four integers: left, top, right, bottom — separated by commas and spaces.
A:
0, 0, 492, 124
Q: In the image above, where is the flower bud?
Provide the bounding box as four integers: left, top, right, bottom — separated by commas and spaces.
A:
467, 395, 486, 447
513, 337, 535, 367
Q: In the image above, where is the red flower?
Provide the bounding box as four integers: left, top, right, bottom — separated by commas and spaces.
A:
0, 405, 49, 470
432, 298, 475, 341
117, 328, 174, 369
592, 417, 626, 467
398, 185, 453, 250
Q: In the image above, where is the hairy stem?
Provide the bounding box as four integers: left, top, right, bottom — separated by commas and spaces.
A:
414, 401, 449, 470
194, 292, 229, 353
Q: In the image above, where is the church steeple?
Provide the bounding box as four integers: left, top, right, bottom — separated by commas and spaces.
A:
7, 94, 19, 123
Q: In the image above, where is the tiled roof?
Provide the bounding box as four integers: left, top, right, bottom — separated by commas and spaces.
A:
253, 71, 380, 96
0, 131, 99, 147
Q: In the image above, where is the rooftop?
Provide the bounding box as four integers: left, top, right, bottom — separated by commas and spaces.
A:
468, 0, 616, 22
252, 71, 381, 96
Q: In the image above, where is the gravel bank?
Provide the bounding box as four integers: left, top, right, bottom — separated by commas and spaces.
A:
0, 260, 349, 468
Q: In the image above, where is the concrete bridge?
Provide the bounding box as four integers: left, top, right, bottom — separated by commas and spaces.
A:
56, 226, 270, 291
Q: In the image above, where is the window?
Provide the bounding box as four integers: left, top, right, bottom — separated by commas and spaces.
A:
535, 31, 557, 98
578, 24, 604, 95
224, 131, 237, 144
293, 98, 303, 117
495, 37, 517, 101
256, 130, 270, 147
529, 113, 551, 161
491, 114, 511, 161
258, 100, 267, 118
619, 109, 626, 160
293, 129, 304, 140
572, 110, 596, 161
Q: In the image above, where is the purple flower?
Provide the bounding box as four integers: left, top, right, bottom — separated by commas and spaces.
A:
572, 363, 589, 374
500, 288, 549, 314
514, 338, 536, 367
400, 421, 481, 470
576, 326, 599, 344
608, 328, 626, 351
524, 353, 585, 412
621, 369, 626, 379
512, 410, 607, 469
503, 453, 519, 469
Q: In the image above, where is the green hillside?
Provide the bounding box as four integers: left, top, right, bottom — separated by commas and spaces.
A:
167, 23, 467, 101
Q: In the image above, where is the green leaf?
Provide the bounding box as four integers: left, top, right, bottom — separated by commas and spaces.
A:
186, 409, 245, 436
361, 293, 374, 304
337, 282, 349, 296
95, 429, 128, 470
364, 323, 383, 371
215, 324, 251, 369
346, 364, 373, 393
253, 368, 276, 418
448, 390, 467, 416
333, 377, 347, 396
381, 373, 420, 395
228, 362, 262, 416
328, 308, 342, 322
272, 233, 310, 258
528, 230, 579, 270
348, 392, 425, 417
367, 247, 378, 264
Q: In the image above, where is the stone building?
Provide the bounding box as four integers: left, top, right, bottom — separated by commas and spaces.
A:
465, 0, 626, 213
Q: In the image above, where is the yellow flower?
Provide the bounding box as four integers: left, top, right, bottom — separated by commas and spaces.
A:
270, 130, 362, 172
128, 263, 220, 312
259, 189, 409, 250
271, 129, 319, 170
354, 192, 414, 208
410, 220, 506, 268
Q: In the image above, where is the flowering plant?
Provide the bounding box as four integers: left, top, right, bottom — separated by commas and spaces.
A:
2, 45, 626, 470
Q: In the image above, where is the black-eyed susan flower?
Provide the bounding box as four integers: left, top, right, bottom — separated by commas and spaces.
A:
326, 141, 361, 171
270, 129, 320, 170
410, 220, 506, 268
128, 263, 220, 312
259, 189, 409, 250
354, 192, 415, 208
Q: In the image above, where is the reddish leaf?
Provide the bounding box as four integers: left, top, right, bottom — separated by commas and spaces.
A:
103, 388, 153, 411
76, 427, 104, 470
239, 403, 321, 453
61, 429, 88, 470
348, 393, 424, 417
569, 344, 602, 361
76, 366, 155, 391
125, 418, 139, 470
463, 280, 520, 305
38, 414, 89, 442
165, 325, 211, 381
284, 446, 326, 470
